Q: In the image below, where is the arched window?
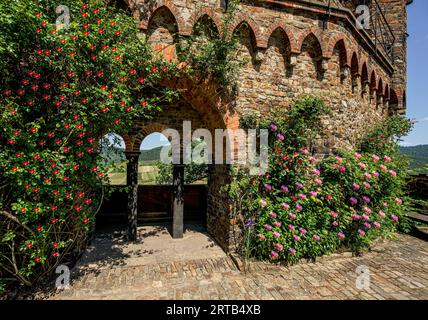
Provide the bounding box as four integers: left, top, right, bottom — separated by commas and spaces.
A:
140, 132, 171, 185
100, 133, 126, 185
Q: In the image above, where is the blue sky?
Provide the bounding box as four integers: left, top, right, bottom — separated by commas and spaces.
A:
131, 1, 428, 150
402, 0, 428, 146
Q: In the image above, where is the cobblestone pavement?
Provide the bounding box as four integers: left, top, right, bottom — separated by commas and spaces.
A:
46, 228, 428, 300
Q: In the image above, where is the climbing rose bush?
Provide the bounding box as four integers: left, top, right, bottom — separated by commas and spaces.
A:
236, 97, 413, 264
0, 0, 172, 288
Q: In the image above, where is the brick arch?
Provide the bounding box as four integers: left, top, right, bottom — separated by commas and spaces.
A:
228, 14, 263, 48
185, 7, 222, 36
350, 52, 359, 76
360, 61, 369, 87
129, 123, 169, 152
325, 34, 349, 66
295, 28, 328, 58
384, 83, 390, 101
262, 21, 299, 52
378, 78, 384, 97
369, 70, 377, 94
138, 0, 185, 34
389, 88, 399, 115
122, 134, 133, 152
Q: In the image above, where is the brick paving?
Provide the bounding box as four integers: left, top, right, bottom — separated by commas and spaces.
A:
45, 229, 428, 300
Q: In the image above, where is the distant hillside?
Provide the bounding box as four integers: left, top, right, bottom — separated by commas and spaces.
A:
100, 146, 170, 165
400, 145, 428, 173
140, 146, 170, 164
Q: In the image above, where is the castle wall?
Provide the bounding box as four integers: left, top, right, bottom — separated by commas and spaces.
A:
123, 0, 408, 251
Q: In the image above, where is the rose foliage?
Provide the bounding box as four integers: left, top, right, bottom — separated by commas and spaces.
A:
0, 0, 174, 289
229, 97, 414, 264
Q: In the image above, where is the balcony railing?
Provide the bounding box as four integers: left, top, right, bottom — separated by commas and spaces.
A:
338, 0, 395, 61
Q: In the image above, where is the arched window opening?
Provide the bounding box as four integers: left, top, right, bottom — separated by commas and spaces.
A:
99, 133, 126, 185
140, 132, 171, 185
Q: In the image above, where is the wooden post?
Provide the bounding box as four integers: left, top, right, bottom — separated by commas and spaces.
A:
172, 164, 184, 238
125, 151, 140, 241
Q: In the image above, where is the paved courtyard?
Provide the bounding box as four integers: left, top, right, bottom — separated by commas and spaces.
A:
44, 225, 428, 300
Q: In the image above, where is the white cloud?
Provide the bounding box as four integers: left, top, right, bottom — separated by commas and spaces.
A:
422, 117, 428, 121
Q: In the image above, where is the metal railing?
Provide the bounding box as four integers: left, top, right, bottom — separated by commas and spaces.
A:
338, 0, 395, 61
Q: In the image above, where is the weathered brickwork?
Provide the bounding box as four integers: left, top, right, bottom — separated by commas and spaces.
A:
116, 0, 409, 251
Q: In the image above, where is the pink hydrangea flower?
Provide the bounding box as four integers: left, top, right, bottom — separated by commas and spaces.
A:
312, 169, 321, 175
332, 221, 338, 227
354, 152, 362, 159
313, 235, 321, 241
351, 213, 361, 221
358, 229, 366, 236
258, 233, 265, 241
282, 203, 290, 210
314, 178, 322, 186
288, 248, 296, 255
364, 207, 372, 214
275, 243, 284, 252
299, 227, 307, 235
389, 170, 397, 177
269, 211, 277, 219
288, 224, 295, 231
299, 193, 307, 200
259, 199, 267, 207
309, 191, 318, 197
273, 221, 281, 228
392, 215, 398, 222
265, 224, 272, 231
384, 156, 392, 163
373, 155, 380, 162
336, 156, 343, 163
373, 222, 381, 229
288, 213, 296, 220
281, 185, 289, 193
293, 235, 301, 241
273, 231, 281, 238
378, 211, 386, 218
395, 198, 403, 205
362, 214, 370, 221
295, 204, 303, 212
363, 182, 371, 189
337, 232, 345, 240
380, 164, 387, 172
352, 183, 360, 191
339, 166, 346, 173
271, 251, 279, 259
330, 211, 338, 218
364, 172, 372, 180
358, 162, 366, 170
372, 171, 379, 178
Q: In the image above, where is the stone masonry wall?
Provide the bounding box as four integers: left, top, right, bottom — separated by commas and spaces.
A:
120, 0, 408, 251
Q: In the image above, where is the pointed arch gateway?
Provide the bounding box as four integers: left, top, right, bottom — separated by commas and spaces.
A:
120, 69, 237, 243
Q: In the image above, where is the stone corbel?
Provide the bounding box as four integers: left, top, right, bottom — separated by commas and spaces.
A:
320, 58, 329, 73
289, 53, 298, 67
255, 51, 265, 63
370, 89, 377, 104
352, 73, 361, 92
340, 65, 350, 80
362, 81, 369, 95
